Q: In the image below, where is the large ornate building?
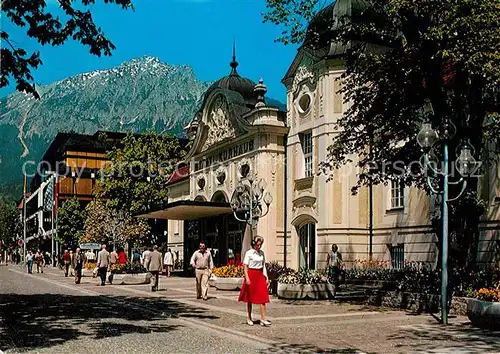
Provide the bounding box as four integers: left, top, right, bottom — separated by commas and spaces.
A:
143, 1, 499, 270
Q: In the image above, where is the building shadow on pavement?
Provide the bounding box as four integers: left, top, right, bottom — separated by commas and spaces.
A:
386, 323, 500, 353
0, 293, 218, 352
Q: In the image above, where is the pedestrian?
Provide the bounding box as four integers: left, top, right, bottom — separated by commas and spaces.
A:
62, 249, 71, 277
118, 247, 127, 264
132, 249, 141, 264
189, 241, 213, 300
73, 248, 84, 284
141, 247, 152, 269
96, 244, 110, 286
326, 244, 342, 296
35, 250, 44, 273
163, 248, 173, 277
69, 250, 74, 276
108, 247, 118, 284
85, 249, 96, 264
26, 250, 34, 274
148, 245, 163, 292
238, 236, 271, 326
52, 251, 57, 267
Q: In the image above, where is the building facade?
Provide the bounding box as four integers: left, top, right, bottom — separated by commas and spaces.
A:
147, 3, 499, 270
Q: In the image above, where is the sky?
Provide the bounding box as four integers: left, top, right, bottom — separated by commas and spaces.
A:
1, 0, 299, 101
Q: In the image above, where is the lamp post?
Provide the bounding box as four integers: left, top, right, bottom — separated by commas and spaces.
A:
416, 100, 477, 325
230, 172, 273, 248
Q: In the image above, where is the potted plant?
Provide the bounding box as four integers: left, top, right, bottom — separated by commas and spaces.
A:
467, 282, 500, 329
266, 261, 293, 295
277, 268, 334, 300
107, 262, 152, 285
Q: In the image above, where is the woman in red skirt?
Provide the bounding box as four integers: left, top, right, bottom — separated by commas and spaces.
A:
238, 236, 271, 326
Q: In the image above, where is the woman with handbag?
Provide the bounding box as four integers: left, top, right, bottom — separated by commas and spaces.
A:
238, 236, 271, 327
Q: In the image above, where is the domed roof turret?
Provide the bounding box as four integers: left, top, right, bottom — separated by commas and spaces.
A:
303, 0, 372, 57
203, 43, 257, 107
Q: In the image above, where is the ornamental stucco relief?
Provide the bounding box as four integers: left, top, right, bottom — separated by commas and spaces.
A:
292, 66, 315, 94
203, 96, 237, 152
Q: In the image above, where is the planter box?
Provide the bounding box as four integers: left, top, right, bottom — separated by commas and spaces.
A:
108, 272, 152, 285
214, 277, 244, 291
82, 268, 96, 277
209, 274, 217, 287
467, 298, 500, 329
277, 283, 335, 300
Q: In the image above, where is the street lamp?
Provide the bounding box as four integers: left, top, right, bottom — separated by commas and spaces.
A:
417, 99, 476, 325
230, 171, 273, 244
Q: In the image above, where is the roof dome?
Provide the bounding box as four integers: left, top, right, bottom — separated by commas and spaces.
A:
204, 45, 257, 107
303, 0, 371, 56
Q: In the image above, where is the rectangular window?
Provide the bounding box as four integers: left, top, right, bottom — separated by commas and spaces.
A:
301, 132, 313, 177
390, 244, 405, 269
390, 179, 405, 209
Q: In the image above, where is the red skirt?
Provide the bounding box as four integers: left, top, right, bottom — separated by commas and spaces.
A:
238, 269, 270, 304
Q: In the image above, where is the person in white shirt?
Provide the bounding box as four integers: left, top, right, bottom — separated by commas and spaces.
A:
141, 247, 152, 269
238, 235, 271, 326
163, 248, 173, 277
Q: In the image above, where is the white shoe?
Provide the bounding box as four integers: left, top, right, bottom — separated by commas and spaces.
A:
260, 320, 271, 326
247, 319, 254, 326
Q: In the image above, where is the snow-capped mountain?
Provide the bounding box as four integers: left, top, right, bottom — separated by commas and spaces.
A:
0, 56, 284, 199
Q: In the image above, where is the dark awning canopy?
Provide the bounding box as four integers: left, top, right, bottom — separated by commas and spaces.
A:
136, 200, 232, 220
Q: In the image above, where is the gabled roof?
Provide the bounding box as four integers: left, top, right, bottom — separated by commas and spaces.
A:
166, 165, 190, 186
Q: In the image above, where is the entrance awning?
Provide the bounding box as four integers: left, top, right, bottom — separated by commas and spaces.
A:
136, 200, 232, 220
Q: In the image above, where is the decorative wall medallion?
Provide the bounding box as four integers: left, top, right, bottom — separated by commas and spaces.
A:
203, 96, 237, 151
215, 166, 226, 185
237, 158, 252, 179
196, 175, 206, 190
292, 66, 315, 94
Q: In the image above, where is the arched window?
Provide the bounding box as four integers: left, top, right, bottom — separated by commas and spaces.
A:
211, 191, 228, 203
299, 223, 316, 269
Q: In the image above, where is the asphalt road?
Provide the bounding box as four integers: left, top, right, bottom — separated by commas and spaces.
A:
0, 266, 268, 354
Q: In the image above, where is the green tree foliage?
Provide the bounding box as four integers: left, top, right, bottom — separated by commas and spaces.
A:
1, 0, 133, 98
56, 196, 85, 248
264, 0, 499, 269
96, 132, 187, 215
82, 200, 149, 245
0, 198, 22, 249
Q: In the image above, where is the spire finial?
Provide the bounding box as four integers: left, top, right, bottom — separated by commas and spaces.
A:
230, 40, 239, 76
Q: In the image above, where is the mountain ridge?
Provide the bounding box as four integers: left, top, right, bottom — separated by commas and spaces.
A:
0, 56, 285, 199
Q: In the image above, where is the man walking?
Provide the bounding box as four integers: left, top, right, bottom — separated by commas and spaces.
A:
326, 244, 343, 296
108, 247, 118, 284
96, 244, 110, 286
73, 248, 84, 284
190, 241, 214, 300
26, 251, 34, 274
148, 246, 163, 292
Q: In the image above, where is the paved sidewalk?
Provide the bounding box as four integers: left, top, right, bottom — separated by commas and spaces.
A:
3, 265, 500, 353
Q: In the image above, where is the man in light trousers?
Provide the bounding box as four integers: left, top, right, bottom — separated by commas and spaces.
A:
190, 241, 214, 300
148, 245, 163, 292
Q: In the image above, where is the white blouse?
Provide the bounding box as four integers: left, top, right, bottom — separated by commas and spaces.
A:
243, 249, 268, 278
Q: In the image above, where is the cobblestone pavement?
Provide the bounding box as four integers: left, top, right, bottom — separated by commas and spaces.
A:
1, 265, 499, 354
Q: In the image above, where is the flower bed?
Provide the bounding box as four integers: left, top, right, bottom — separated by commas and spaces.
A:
266, 261, 294, 295
278, 268, 334, 299
211, 264, 244, 291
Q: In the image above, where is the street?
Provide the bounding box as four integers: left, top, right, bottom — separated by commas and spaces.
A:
1, 265, 499, 354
